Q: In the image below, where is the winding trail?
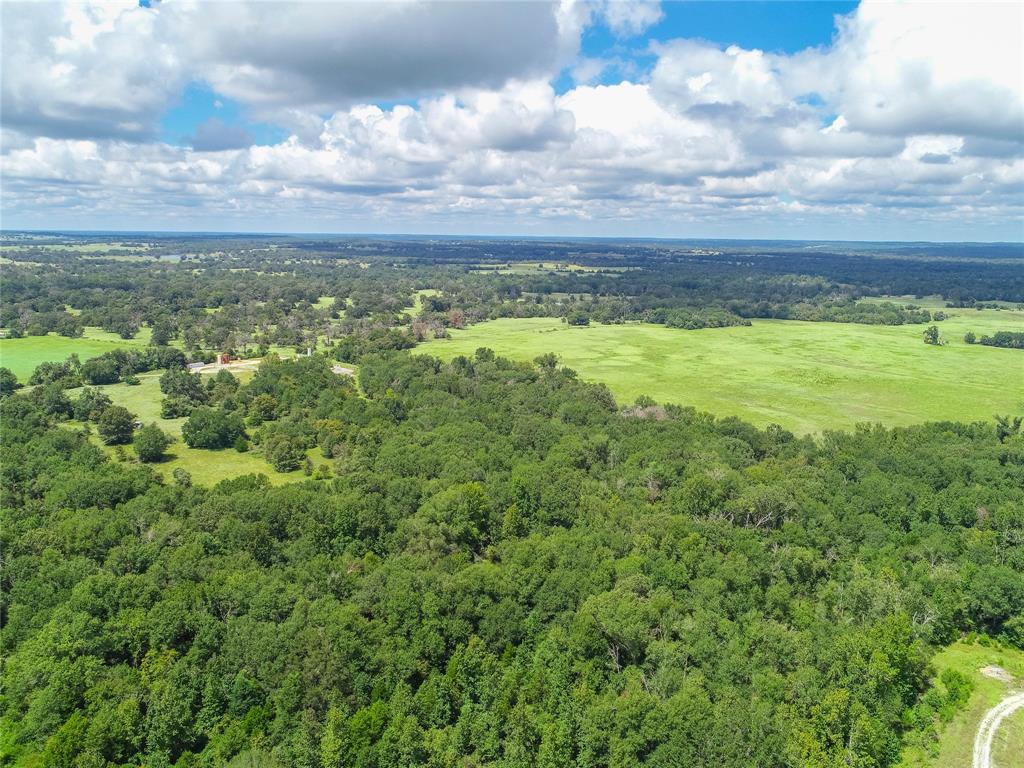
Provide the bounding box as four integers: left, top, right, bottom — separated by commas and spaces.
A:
973, 690, 1024, 768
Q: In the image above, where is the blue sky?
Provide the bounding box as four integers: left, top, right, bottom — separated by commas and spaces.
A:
2, 1, 1021, 240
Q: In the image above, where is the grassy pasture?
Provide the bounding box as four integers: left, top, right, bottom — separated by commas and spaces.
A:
896, 641, 1024, 768
421, 308, 1024, 434
0, 327, 152, 382
0, 242, 150, 253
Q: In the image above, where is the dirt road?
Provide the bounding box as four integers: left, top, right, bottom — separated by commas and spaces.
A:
973, 690, 1024, 768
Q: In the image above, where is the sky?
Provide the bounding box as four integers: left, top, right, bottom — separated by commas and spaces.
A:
1, 0, 1022, 241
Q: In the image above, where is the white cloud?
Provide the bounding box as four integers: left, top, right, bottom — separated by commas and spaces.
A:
819, 1, 1024, 140
592, 0, 663, 38
1, 0, 1022, 238
1, 0, 580, 141
184, 1, 574, 110
1, 1, 184, 140
651, 41, 788, 116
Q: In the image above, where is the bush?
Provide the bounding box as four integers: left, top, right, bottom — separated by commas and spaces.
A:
0, 367, 23, 396
181, 406, 245, 449
73, 388, 113, 422
160, 368, 207, 401
160, 396, 196, 419
28, 383, 74, 419
29, 357, 82, 388
248, 393, 278, 423
134, 423, 172, 462
81, 357, 121, 385
264, 434, 306, 472
97, 406, 136, 445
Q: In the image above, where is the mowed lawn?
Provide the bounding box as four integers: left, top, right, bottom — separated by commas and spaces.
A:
421, 309, 1024, 434
0, 327, 152, 382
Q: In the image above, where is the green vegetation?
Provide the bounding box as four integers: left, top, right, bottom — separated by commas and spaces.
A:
181, 406, 245, 449
133, 423, 173, 462
410, 288, 441, 314
471, 261, 632, 274
423, 311, 1024, 434
897, 640, 1024, 768
2, 350, 1022, 768
0, 327, 150, 381
0, 241, 150, 253
1, 234, 1022, 766
96, 405, 135, 445
63, 371, 319, 486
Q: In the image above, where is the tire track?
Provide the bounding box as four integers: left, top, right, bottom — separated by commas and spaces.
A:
973, 691, 1024, 768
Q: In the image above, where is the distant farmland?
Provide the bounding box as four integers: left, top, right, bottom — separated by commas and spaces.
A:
422, 309, 1024, 434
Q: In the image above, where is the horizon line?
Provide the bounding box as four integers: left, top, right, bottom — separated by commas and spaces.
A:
3, 228, 1022, 247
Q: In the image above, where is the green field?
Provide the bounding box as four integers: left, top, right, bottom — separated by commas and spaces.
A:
421, 309, 1024, 434
67, 371, 328, 486
0, 241, 150, 253
897, 641, 1024, 768
0, 327, 152, 382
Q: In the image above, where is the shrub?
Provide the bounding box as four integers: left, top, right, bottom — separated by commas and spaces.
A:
181, 406, 245, 449
160, 367, 207, 401
97, 406, 136, 445
81, 357, 121, 385
160, 396, 196, 419
0, 367, 23, 396
264, 434, 306, 472
73, 388, 113, 422
134, 423, 172, 462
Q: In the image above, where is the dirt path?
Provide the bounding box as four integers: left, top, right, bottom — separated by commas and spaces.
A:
973, 690, 1024, 768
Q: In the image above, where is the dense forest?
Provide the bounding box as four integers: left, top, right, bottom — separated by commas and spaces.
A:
1, 234, 1022, 767
2, 351, 1023, 766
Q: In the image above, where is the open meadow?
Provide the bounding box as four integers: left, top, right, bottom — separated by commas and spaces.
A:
64, 370, 328, 486
422, 306, 1024, 434
0, 327, 153, 381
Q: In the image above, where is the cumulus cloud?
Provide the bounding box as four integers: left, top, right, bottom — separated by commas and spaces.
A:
591, 0, 663, 38
1, 0, 578, 141
822, 2, 1023, 141
1, 0, 1022, 238
186, 1, 574, 110
0, 1, 184, 140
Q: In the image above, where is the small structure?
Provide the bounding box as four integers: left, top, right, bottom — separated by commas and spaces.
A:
187, 362, 204, 372
217, 352, 235, 365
